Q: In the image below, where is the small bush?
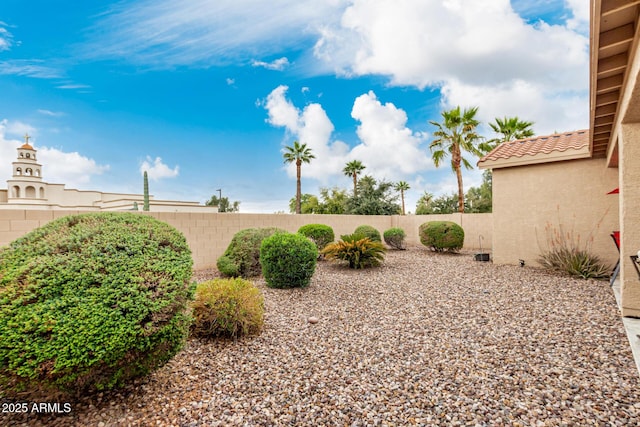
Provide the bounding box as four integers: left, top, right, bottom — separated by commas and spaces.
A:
216, 255, 239, 277
538, 222, 610, 279
0, 212, 194, 398
260, 233, 318, 288
191, 278, 264, 338
321, 234, 386, 269
384, 227, 406, 250
354, 225, 381, 242
298, 224, 335, 251
419, 221, 464, 252
217, 228, 286, 277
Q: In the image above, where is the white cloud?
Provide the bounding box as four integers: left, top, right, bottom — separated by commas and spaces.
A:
349, 91, 433, 180
56, 83, 91, 90
0, 23, 13, 51
140, 156, 179, 180
264, 86, 432, 183
0, 119, 109, 189
0, 60, 62, 79
314, 0, 589, 133
226, 77, 235, 85
86, 0, 346, 67
565, 0, 589, 33
252, 57, 290, 70
37, 109, 65, 117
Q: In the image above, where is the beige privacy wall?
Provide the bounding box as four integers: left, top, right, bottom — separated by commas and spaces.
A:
491, 157, 620, 268
0, 210, 492, 270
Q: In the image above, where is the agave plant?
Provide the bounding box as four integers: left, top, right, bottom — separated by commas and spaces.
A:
321, 233, 386, 269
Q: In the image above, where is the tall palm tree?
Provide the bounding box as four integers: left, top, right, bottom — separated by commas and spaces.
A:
480, 116, 535, 153
429, 106, 482, 213
395, 181, 410, 215
283, 141, 315, 214
343, 160, 366, 196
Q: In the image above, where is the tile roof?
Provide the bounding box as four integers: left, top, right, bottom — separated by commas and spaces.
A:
478, 129, 590, 168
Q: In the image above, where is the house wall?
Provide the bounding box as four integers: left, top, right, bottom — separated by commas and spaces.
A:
491, 157, 619, 268
0, 210, 492, 270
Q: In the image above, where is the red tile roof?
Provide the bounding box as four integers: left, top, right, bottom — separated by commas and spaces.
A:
479, 130, 589, 163
479, 130, 589, 165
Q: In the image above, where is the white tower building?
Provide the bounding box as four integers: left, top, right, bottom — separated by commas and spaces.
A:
6, 134, 48, 204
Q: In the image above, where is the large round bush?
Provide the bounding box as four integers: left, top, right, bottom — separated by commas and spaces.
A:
260, 233, 318, 288
191, 278, 264, 338
383, 227, 406, 250
217, 228, 286, 277
354, 225, 381, 242
419, 221, 465, 252
0, 212, 194, 398
297, 223, 335, 251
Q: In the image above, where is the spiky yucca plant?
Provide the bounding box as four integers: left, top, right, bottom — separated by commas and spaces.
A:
321, 233, 386, 269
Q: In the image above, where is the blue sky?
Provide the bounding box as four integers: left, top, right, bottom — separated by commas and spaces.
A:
0, 0, 589, 213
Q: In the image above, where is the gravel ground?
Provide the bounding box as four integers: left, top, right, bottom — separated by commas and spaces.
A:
2, 246, 640, 426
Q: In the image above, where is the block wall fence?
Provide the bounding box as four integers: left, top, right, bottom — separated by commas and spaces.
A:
0, 210, 493, 270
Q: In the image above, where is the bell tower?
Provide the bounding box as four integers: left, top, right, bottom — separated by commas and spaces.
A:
7, 134, 47, 201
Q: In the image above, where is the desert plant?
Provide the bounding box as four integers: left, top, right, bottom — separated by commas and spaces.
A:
217, 227, 286, 277
298, 223, 335, 251
354, 225, 382, 242
321, 234, 386, 269
537, 222, 610, 279
0, 212, 194, 398
384, 227, 406, 250
191, 278, 264, 338
260, 232, 318, 288
143, 170, 150, 211
419, 221, 465, 252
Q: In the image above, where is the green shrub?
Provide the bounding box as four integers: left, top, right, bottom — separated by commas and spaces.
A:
216, 255, 239, 277
0, 213, 194, 398
321, 234, 386, 269
354, 225, 381, 242
191, 278, 264, 338
217, 228, 286, 277
297, 224, 335, 251
260, 233, 318, 288
419, 221, 464, 252
384, 227, 406, 250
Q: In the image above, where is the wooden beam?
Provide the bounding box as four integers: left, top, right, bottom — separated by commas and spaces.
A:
598, 52, 628, 75
602, 0, 640, 16
596, 74, 625, 93
599, 24, 635, 49
595, 90, 620, 107
595, 116, 615, 126
595, 103, 618, 117
595, 123, 613, 134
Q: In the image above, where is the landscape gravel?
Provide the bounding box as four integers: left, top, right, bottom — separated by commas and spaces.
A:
3, 246, 640, 426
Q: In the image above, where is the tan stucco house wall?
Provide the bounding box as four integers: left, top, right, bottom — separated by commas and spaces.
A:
489, 157, 619, 267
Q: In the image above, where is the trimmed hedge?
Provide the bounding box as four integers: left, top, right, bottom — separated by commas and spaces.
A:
217, 228, 286, 277
419, 221, 465, 252
297, 224, 335, 251
383, 227, 406, 250
354, 225, 381, 242
191, 278, 264, 338
260, 232, 318, 288
0, 212, 194, 398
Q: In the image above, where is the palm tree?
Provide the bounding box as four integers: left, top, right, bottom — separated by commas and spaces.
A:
343, 160, 366, 196
283, 141, 315, 214
429, 106, 483, 213
480, 116, 534, 153
395, 181, 410, 215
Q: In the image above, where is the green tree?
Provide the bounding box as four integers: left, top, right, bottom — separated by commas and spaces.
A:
343, 160, 366, 197
283, 141, 315, 215
465, 170, 492, 213
206, 195, 240, 212
317, 187, 348, 214
480, 116, 535, 153
415, 191, 434, 215
395, 181, 410, 215
429, 106, 483, 213
288, 193, 320, 214
346, 175, 401, 215
417, 193, 458, 214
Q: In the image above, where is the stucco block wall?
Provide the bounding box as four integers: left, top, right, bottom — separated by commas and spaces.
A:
492, 157, 619, 267
0, 210, 492, 270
